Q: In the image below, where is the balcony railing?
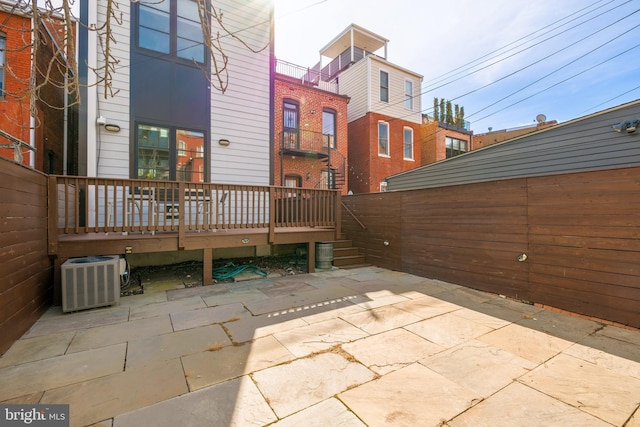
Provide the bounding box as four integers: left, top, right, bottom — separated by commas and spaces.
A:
47, 176, 339, 239
275, 59, 338, 93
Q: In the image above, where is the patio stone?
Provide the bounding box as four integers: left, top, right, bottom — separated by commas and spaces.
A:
222, 312, 308, 344
201, 288, 266, 307
404, 311, 495, 349
170, 302, 250, 331
23, 306, 130, 338
270, 398, 366, 427
451, 307, 512, 330
448, 381, 610, 427
252, 352, 375, 418
128, 296, 206, 320
342, 328, 444, 375
181, 335, 295, 391
420, 339, 537, 397
298, 300, 365, 325
165, 283, 228, 301
41, 359, 188, 427
341, 305, 422, 334
339, 362, 480, 427
243, 285, 358, 316
126, 324, 230, 369
566, 334, 640, 379
352, 289, 411, 309
477, 323, 573, 364
469, 297, 542, 324
113, 375, 275, 427
0, 330, 76, 367
273, 318, 369, 357
259, 281, 316, 297
516, 308, 603, 341
520, 353, 640, 426
0, 343, 126, 402
67, 315, 173, 353
1, 391, 43, 405
430, 286, 494, 307
596, 324, 640, 346
393, 294, 462, 319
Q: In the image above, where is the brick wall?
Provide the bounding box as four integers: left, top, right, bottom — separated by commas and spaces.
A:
348, 112, 422, 193
420, 121, 473, 166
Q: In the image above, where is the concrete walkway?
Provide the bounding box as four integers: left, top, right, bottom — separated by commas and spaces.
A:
1, 267, 639, 426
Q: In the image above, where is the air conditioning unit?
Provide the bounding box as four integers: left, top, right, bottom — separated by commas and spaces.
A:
61, 255, 121, 312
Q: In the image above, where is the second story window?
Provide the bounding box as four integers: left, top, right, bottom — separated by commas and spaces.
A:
137, 0, 205, 63
403, 127, 414, 160
378, 121, 389, 156
404, 80, 413, 110
322, 109, 336, 148
283, 99, 299, 149
446, 136, 468, 158
0, 33, 5, 96
380, 70, 389, 103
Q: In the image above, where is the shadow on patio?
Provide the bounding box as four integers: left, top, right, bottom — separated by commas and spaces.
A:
1, 266, 640, 426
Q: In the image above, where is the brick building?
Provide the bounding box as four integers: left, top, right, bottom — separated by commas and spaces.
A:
274, 67, 350, 194
420, 119, 474, 165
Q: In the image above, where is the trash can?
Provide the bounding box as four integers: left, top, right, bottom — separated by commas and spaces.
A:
315, 242, 333, 269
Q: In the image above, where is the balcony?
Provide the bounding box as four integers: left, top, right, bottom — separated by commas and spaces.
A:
275, 59, 338, 94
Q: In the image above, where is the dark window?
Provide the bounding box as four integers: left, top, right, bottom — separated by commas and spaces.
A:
380, 70, 389, 102
378, 121, 389, 156
136, 124, 206, 182
445, 136, 468, 158
403, 127, 413, 160
283, 99, 299, 149
137, 0, 205, 63
322, 109, 336, 148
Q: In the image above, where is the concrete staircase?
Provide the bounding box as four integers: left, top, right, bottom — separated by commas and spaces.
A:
331, 239, 369, 269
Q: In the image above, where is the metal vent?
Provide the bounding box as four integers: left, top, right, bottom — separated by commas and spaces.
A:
61, 255, 120, 312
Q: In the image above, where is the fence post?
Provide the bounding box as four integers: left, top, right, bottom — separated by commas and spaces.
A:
268, 187, 276, 243
335, 190, 342, 239
47, 176, 58, 256
178, 181, 186, 249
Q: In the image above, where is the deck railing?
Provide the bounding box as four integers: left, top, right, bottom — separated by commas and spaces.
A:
48, 176, 339, 238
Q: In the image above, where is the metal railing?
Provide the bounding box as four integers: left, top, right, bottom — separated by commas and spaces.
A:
275, 59, 338, 93
48, 176, 339, 237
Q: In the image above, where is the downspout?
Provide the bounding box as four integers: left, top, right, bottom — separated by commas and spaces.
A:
29, 14, 35, 168
86, 0, 97, 178
63, 69, 68, 174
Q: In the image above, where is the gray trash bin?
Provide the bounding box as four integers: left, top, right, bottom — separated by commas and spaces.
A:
315, 242, 334, 269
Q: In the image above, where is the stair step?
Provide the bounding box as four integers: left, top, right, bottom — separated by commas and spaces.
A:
330, 239, 354, 249
338, 263, 371, 270
333, 254, 366, 266
334, 247, 361, 257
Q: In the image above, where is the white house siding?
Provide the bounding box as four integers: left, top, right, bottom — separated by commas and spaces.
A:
336, 59, 369, 123
209, 0, 272, 185
368, 57, 422, 124
94, 2, 131, 179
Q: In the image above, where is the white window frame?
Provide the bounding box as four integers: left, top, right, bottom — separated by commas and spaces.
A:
380, 70, 389, 103
404, 79, 413, 110
403, 127, 414, 160
378, 121, 390, 157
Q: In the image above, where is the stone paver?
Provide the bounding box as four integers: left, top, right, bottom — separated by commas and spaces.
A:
126, 324, 231, 369
128, 296, 206, 320
181, 335, 295, 390
273, 317, 369, 357
270, 398, 366, 427
0, 330, 76, 367
67, 315, 173, 353
23, 306, 130, 338
341, 305, 423, 334
222, 311, 308, 344
448, 381, 611, 427
420, 339, 537, 397
477, 323, 573, 364
113, 375, 275, 427
520, 353, 640, 426
339, 362, 480, 427
393, 294, 461, 319
243, 285, 358, 316
404, 311, 495, 349
566, 334, 640, 379
169, 302, 250, 331
0, 344, 126, 402
42, 359, 188, 427
252, 352, 375, 418
342, 328, 444, 375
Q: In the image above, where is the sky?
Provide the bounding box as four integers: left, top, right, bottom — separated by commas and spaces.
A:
273, 0, 640, 133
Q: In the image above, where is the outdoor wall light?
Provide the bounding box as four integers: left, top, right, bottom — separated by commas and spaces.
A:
104, 123, 121, 132
611, 118, 640, 134
218, 139, 230, 146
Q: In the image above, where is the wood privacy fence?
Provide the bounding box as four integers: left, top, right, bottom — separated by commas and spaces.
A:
0, 158, 51, 355
342, 166, 640, 328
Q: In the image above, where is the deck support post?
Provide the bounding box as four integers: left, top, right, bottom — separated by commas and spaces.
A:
203, 247, 213, 286
307, 240, 315, 273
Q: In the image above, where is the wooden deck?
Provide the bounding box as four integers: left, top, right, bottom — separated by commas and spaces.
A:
47, 176, 342, 301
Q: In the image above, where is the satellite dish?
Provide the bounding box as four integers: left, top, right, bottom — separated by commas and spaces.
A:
536, 114, 547, 124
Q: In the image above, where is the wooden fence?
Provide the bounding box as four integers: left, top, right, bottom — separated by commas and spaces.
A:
342, 167, 640, 328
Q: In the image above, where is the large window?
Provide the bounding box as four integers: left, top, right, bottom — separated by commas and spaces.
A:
136, 124, 206, 182
138, 0, 205, 63
380, 70, 389, 102
445, 136, 468, 158
322, 109, 336, 148
0, 33, 5, 96
403, 127, 414, 160
404, 80, 413, 110
378, 121, 389, 156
